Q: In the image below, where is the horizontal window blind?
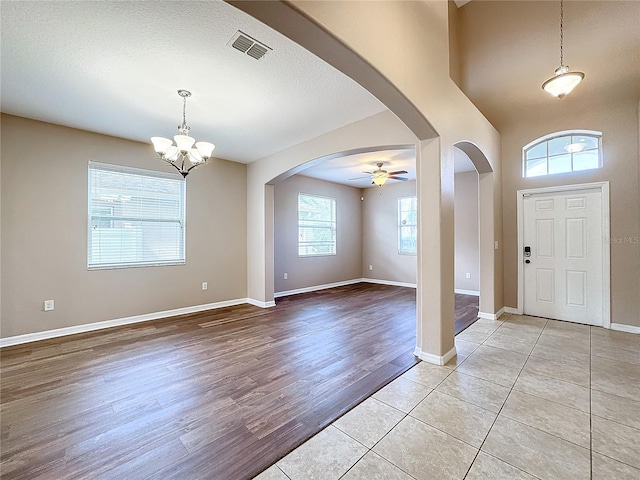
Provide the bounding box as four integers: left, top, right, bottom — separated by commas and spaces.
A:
298, 193, 336, 257
88, 162, 186, 269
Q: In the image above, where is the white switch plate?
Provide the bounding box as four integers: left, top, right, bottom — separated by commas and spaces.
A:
465, 273, 471, 279
202, 282, 208, 290
283, 273, 288, 280
368, 265, 373, 271
494, 241, 499, 250
44, 300, 54, 311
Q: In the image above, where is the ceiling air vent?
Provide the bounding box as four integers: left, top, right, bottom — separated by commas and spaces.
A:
228, 31, 271, 61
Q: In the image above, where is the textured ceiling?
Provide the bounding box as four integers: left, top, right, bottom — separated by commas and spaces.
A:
457, 0, 640, 130
1, 0, 386, 163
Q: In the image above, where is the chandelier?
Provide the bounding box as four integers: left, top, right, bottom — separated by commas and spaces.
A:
150, 90, 215, 177
541, 0, 584, 99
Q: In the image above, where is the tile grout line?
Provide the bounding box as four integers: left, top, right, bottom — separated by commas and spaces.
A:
589, 326, 593, 480
462, 315, 549, 480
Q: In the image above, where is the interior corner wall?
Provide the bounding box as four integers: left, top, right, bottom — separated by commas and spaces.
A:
454, 172, 479, 292
1, 114, 248, 338
274, 175, 362, 293
447, 0, 462, 88
362, 180, 417, 284
500, 98, 640, 327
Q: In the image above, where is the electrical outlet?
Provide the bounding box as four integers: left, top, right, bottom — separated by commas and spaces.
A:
283, 273, 288, 280
202, 282, 208, 290
368, 265, 373, 271
495, 241, 499, 250
44, 300, 54, 311
465, 273, 471, 279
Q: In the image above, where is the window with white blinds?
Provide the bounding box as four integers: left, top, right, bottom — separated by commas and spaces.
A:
398, 196, 417, 255
88, 162, 186, 269
298, 193, 336, 257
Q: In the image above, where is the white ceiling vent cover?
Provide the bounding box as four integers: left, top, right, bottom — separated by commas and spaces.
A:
228, 31, 271, 60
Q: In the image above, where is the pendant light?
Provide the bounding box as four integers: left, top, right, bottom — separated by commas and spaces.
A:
151, 90, 215, 177
542, 0, 584, 99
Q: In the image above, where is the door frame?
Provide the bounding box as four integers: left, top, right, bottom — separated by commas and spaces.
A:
516, 181, 611, 328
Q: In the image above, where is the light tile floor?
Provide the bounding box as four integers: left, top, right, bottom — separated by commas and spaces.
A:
253, 314, 640, 480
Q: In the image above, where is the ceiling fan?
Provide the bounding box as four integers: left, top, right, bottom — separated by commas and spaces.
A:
349, 162, 409, 186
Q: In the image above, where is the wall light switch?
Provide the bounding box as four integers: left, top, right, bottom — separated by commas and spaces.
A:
283, 273, 288, 280
202, 282, 208, 290
44, 300, 54, 311
465, 273, 471, 279
368, 265, 373, 271
494, 241, 499, 250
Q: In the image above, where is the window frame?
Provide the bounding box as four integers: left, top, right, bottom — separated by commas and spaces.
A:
522, 130, 602, 178
398, 195, 418, 256
87, 161, 186, 270
297, 192, 337, 257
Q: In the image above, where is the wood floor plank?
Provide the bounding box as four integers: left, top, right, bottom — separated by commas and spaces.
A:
0, 284, 476, 479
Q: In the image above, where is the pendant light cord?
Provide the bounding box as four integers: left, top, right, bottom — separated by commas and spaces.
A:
560, 0, 564, 65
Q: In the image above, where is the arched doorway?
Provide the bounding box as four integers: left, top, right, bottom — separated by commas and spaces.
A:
232, 0, 503, 364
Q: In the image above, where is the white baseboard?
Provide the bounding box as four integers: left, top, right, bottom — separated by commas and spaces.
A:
246, 298, 276, 308
504, 307, 520, 315
414, 345, 457, 366
0, 298, 251, 348
478, 307, 506, 321
274, 277, 416, 299
455, 289, 480, 296
611, 323, 640, 334
274, 278, 362, 298
362, 278, 417, 288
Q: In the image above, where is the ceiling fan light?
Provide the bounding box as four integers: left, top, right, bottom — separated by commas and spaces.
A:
196, 141, 215, 159
542, 68, 584, 98
372, 175, 387, 186
150, 136, 172, 155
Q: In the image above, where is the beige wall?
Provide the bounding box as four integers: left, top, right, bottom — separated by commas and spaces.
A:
235, 0, 503, 361
362, 180, 417, 284
454, 172, 479, 292
274, 175, 362, 293
1, 114, 248, 338
500, 99, 640, 327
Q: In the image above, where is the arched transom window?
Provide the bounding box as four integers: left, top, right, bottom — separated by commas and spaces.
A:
523, 130, 602, 178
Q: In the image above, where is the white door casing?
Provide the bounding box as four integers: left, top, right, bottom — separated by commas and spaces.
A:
517, 182, 610, 327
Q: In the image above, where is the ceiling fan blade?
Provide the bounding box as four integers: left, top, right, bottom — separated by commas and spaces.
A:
388, 170, 408, 175
389, 176, 409, 181
348, 175, 372, 180
362, 171, 374, 175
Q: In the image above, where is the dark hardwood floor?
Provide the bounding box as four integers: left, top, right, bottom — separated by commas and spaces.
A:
0, 283, 479, 480
1, 284, 418, 480
455, 293, 480, 333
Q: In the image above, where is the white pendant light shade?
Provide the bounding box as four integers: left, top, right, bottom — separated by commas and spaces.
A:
151, 136, 172, 155
542, 66, 584, 99
542, 0, 584, 99
189, 148, 204, 164
195, 141, 215, 159
174, 135, 196, 152
165, 145, 180, 161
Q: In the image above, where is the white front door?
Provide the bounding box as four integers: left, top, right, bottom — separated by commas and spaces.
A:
523, 187, 604, 326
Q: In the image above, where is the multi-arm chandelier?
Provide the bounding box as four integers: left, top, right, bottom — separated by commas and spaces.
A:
151, 90, 215, 178
542, 0, 584, 99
